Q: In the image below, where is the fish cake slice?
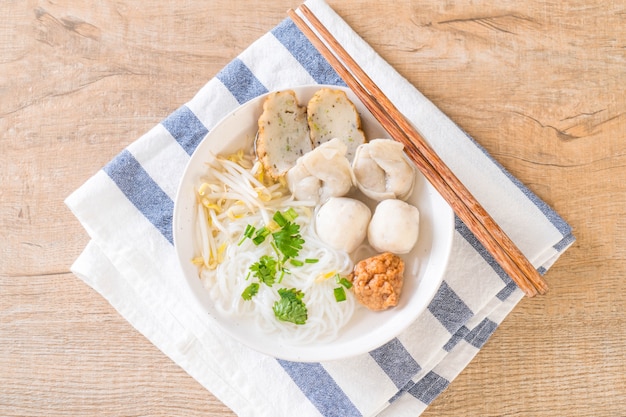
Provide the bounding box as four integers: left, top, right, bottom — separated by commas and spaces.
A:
307, 88, 367, 161
256, 90, 313, 179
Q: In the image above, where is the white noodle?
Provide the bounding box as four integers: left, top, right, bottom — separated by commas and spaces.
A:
194, 151, 356, 345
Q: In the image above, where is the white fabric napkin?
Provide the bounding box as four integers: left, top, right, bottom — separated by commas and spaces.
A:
65, 1, 574, 416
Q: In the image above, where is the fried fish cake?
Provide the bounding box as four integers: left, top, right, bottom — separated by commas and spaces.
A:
256, 90, 313, 179
307, 88, 366, 161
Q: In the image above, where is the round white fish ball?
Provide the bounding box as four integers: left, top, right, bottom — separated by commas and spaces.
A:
368, 199, 420, 254
315, 197, 371, 253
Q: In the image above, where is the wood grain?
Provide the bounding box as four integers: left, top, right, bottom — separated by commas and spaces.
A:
1, 1, 624, 416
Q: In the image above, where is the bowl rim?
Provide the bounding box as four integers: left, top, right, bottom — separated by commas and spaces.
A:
173, 84, 454, 362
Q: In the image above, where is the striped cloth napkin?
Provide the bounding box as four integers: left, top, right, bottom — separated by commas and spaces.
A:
65, 0, 574, 415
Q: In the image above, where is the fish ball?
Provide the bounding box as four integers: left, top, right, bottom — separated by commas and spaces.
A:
368, 199, 420, 254
315, 197, 371, 253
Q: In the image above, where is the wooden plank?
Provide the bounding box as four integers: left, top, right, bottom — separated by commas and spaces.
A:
1, 1, 624, 416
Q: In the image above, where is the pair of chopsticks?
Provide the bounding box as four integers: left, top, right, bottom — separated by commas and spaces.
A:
287, 5, 547, 296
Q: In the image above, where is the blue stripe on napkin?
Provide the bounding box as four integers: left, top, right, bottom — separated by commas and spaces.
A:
388, 386, 407, 404
103, 150, 173, 244
277, 360, 361, 417
216, 58, 268, 104
427, 281, 474, 334
442, 325, 471, 352
407, 371, 450, 405
161, 105, 208, 156
443, 318, 498, 352
496, 281, 518, 301
370, 338, 421, 389
464, 318, 498, 349
554, 233, 575, 251
272, 19, 346, 86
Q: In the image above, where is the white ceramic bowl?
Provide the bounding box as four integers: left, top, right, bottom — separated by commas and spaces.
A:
173, 85, 454, 362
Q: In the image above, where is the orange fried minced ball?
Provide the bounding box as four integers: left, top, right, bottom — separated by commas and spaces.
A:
349, 252, 405, 311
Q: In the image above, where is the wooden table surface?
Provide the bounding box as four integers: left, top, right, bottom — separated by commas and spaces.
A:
2, 1, 625, 416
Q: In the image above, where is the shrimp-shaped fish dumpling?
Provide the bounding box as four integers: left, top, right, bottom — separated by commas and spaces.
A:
286, 138, 353, 204
352, 139, 415, 201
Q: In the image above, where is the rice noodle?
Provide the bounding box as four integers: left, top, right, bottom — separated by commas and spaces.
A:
194, 150, 356, 344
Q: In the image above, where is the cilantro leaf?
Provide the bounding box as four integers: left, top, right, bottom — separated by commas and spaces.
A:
273, 288, 308, 325
249, 255, 278, 286
241, 283, 259, 300
272, 221, 305, 259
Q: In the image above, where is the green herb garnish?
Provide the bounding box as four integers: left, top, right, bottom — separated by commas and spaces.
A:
241, 283, 259, 300
333, 287, 347, 302
273, 288, 308, 325
238, 224, 257, 245
335, 274, 353, 289
272, 221, 304, 259
272, 210, 288, 227
249, 255, 278, 287
283, 207, 298, 222
252, 226, 271, 245
289, 259, 304, 267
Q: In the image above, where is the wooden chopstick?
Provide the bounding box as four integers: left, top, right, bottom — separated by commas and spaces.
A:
288, 5, 547, 296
